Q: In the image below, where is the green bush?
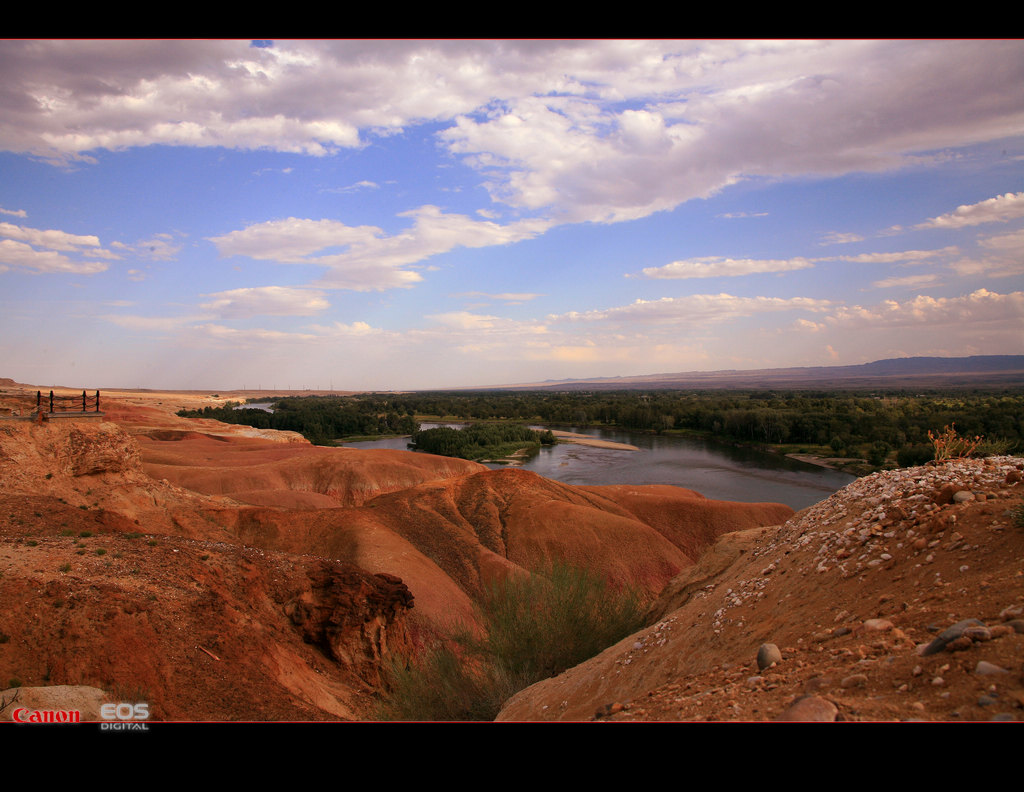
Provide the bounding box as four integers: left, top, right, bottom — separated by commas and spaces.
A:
378, 561, 645, 721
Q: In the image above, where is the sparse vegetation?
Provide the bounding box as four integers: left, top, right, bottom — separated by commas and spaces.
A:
95, 548, 106, 556
379, 561, 645, 721
929, 423, 984, 462
59, 563, 71, 573
79, 531, 92, 538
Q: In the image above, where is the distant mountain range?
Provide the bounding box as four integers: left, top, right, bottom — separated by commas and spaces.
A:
494, 356, 1024, 390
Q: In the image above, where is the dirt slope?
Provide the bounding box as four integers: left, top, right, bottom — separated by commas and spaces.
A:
497, 457, 1024, 722
0, 394, 794, 720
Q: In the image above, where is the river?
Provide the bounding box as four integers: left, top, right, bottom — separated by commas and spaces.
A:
344, 423, 855, 510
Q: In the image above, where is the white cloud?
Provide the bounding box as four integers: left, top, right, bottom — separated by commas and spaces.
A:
453, 291, 543, 303
0, 239, 108, 274
827, 289, 1024, 328
191, 323, 320, 346
6, 41, 1022, 229
553, 294, 833, 325
0, 221, 100, 251
426, 311, 502, 330
0, 207, 27, 218
871, 273, 942, 289
635, 256, 814, 280
819, 231, 865, 245
979, 227, 1024, 252
209, 208, 550, 292
200, 286, 330, 317
101, 313, 209, 331
915, 192, 1024, 230
831, 246, 958, 264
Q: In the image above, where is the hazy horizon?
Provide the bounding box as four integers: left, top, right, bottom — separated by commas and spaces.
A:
2, 40, 1023, 391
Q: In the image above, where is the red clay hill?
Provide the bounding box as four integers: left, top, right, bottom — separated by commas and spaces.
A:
0, 386, 791, 720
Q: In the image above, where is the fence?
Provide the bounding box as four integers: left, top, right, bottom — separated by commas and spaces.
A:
37, 390, 101, 414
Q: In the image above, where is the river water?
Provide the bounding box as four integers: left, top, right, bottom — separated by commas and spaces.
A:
344, 423, 855, 510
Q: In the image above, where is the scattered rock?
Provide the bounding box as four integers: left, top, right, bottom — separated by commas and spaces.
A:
774, 695, 838, 722
757, 643, 782, 670
921, 618, 985, 656
975, 661, 1010, 675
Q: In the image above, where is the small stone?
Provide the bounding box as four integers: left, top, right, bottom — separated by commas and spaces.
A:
975, 661, 1009, 675
999, 605, 1023, 620
990, 713, 1016, 721
977, 694, 998, 706
773, 695, 838, 722
945, 636, 974, 652
920, 618, 985, 656
962, 626, 992, 642
863, 618, 894, 632
953, 490, 975, 503
841, 674, 868, 688
1006, 620, 1024, 634
757, 643, 782, 670
932, 677, 945, 686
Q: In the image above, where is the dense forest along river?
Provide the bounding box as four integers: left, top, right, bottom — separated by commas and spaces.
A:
345, 424, 856, 511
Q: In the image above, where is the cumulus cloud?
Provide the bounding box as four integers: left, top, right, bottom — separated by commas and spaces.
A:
826, 289, 1024, 328
200, 286, 330, 317
0, 239, 108, 274
6, 41, 1023, 229
635, 256, 814, 280
915, 192, 1024, 230
209, 207, 550, 291
0, 221, 100, 251
0, 207, 27, 218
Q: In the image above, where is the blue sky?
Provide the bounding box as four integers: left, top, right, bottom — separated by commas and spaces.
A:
1, 40, 1022, 390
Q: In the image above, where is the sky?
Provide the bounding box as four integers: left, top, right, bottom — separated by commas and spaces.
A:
1, 39, 1023, 391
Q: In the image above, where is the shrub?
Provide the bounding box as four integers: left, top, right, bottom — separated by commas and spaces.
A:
928, 424, 983, 462
378, 561, 645, 721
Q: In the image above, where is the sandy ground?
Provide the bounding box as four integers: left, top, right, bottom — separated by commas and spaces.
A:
550, 430, 640, 451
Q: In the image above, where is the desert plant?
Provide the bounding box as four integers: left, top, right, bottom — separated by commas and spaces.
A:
476, 562, 645, 685
378, 561, 645, 721
928, 423, 983, 462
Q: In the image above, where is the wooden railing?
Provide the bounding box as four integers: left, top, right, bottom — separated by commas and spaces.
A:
37, 390, 101, 413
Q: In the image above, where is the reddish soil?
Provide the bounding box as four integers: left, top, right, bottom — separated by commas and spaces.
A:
0, 386, 791, 721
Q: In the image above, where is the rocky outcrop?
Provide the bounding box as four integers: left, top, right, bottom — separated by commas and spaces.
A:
284, 565, 414, 687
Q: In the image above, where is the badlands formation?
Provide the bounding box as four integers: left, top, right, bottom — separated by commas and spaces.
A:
1, 383, 1022, 721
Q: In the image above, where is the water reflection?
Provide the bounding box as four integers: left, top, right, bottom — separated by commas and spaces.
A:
342, 423, 855, 510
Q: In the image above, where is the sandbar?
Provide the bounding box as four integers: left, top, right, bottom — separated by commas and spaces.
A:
550, 430, 639, 451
